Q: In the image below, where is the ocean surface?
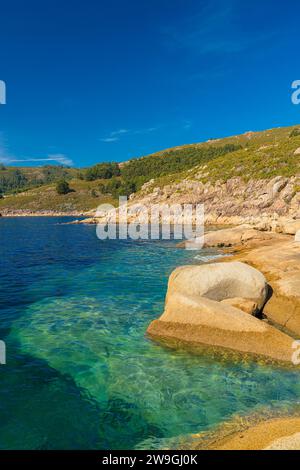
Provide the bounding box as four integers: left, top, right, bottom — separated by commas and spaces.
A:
0, 217, 300, 450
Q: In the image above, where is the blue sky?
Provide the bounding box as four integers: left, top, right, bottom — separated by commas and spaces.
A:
0, 0, 300, 167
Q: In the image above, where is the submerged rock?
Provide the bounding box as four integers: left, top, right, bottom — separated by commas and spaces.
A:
147, 262, 296, 363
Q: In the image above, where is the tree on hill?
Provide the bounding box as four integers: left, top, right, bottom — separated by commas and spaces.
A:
85, 162, 120, 181
98, 178, 136, 198
56, 179, 71, 195
0, 169, 28, 194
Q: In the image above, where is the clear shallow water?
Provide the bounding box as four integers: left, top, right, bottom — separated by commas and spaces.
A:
0, 217, 300, 449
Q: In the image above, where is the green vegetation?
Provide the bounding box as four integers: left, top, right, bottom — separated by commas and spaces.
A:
0, 169, 28, 193
186, 134, 300, 184
84, 162, 120, 181
56, 179, 71, 195
121, 143, 242, 191
1, 124, 300, 213
290, 128, 300, 138
0, 165, 77, 195
98, 178, 136, 198
0, 178, 115, 213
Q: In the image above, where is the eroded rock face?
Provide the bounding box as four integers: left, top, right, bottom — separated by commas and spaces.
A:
130, 176, 300, 225
80, 175, 300, 229
147, 262, 295, 363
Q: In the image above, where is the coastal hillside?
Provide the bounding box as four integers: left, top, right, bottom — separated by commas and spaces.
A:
1, 124, 300, 217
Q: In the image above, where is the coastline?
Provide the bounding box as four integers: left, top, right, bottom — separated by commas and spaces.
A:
0, 211, 87, 217
3, 213, 300, 449
146, 225, 300, 450
185, 413, 300, 451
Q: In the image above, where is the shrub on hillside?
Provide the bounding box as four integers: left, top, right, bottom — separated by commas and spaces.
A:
56, 179, 71, 195
290, 128, 300, 138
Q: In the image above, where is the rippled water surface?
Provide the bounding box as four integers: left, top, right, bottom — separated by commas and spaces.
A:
0, 217, 300, 449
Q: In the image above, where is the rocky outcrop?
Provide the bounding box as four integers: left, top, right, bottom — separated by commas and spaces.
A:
80, 175, 300, 230
147, 262, 296, 363
130, 176, 300, 227
233, 239, 300, 336
180, 225, 300, 337
179, 226, 300, 337
165, 262, 268, 308
180, 225, 287, 249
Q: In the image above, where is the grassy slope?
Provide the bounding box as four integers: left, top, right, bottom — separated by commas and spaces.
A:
191, 128, 300, 183
144, 125, 300, 189
1, 124, 300, 213
0, 179, 115, 213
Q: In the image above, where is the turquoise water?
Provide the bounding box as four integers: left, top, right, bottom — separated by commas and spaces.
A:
0, 217, 300, 449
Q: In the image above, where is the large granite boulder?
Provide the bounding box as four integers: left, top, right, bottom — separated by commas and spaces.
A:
147, 262, 296, 363
166, 262, 268, 309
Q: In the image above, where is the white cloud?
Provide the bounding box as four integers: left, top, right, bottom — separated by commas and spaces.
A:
183, 120, 192, 130
45, 154, 74, 166
100, 128, 130, 143
0, 139, 73, 166
2, 155, 73, 166
110, 129, 130, 137
100, 126, 158, 142
100, 137, 120, 143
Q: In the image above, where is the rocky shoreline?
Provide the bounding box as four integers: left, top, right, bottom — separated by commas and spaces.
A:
0, 210, 87, 217
147, 225, 300, 361
76, 174, 300, 227
146, 224, 300, 450
187, 415, 300, 451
